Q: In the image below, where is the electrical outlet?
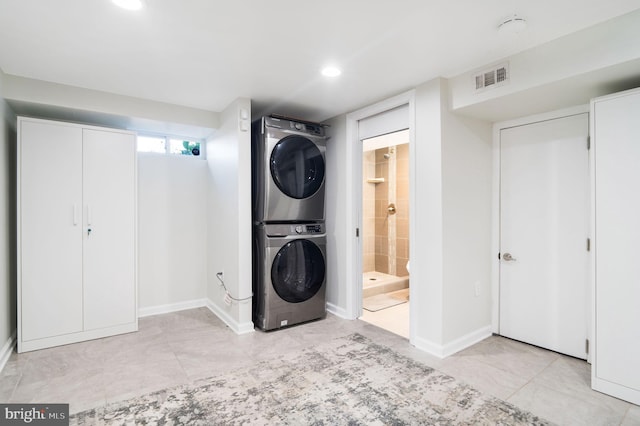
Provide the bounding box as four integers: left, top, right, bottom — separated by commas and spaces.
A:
474, 281, 481, 297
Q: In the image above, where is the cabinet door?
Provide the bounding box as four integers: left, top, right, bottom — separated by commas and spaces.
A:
82, 129, 136, 330
593, 90, 640, 404
20, 120, 83, 341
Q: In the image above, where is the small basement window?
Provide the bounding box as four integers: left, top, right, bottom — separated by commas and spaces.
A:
169, 138, 201, 156
137, 135, 166, 153
137, 134, 203, 157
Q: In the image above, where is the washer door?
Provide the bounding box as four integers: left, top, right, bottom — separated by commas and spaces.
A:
270, 135, 325, 200
271, 239, 325, 303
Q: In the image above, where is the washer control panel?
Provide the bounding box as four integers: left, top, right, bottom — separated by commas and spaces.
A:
295, 224, 323, 234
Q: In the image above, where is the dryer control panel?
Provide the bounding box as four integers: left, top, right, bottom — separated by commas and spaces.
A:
264, 223, 325, 237
264, 116, 326, 137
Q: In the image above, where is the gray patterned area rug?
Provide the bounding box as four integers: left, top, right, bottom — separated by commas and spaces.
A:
71, 333, 552, 425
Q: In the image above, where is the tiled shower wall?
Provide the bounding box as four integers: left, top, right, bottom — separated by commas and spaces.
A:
362, 150, 376, 272
395, 143, 409, 277
362, 143, 409, 277
374, 148, 390, 273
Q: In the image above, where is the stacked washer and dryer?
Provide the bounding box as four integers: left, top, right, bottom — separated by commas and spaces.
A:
251, 115, 328, 330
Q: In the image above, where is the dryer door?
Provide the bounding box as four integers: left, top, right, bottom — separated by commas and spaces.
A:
271, 239, 325, 303
270, 135, 325, 199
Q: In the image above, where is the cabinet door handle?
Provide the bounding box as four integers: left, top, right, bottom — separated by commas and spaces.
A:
73, 204, 78, 226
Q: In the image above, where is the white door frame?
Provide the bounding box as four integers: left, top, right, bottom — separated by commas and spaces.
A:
345, 90, 416, 341
491, 104, 590, 335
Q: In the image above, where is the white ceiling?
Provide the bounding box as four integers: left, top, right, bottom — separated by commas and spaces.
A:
1, 0, 640, 122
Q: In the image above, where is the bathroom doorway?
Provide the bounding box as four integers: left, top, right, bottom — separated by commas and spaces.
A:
359, 129, 410, 338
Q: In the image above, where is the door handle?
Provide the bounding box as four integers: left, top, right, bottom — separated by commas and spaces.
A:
503, 252, 517, 261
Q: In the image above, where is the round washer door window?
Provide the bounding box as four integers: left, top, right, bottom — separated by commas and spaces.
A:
271, 239, 325, 303
270, 136, 325, 199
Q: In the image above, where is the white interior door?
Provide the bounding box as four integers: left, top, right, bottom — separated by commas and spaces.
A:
499, 113, 589, 359
82, 128, 136, 330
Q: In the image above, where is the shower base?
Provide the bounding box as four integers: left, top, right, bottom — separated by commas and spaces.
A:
363, 271, 409, 298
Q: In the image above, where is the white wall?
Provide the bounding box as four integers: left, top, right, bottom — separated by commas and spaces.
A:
448, 9, 640, 122
326, 78, 493, 357
0, 73, 17, 353
408, 79, 494, 354
3, 74, 219, 135
441, 96, 493, 343
411, 79, 446, 348
137, 155, 208, 312
205, 98, 253, 334
323, 114, 349, 315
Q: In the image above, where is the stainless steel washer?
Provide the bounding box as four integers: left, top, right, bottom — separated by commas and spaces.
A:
252, 222, 326, 330
252, 116, 327, 223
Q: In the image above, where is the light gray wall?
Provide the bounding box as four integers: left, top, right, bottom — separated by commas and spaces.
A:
412, 79, 446, 347
448, 9, 640, 122
205, 98, 253, 333
441, 99, 493, 342
137, 155, 208, 310
0, 73, 17, 349
3, 74, 219, 134
324, 114, 348, 313
325, 78, 494, 356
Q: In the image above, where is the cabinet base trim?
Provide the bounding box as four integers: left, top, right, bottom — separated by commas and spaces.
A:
18, 322, 138, 353
592, 376, 640, 405
0, 331, 16, 374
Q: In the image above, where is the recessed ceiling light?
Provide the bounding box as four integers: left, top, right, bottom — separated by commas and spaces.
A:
498, 15, 527, 33
321, 66, 342, 78
112, 0, 144, 11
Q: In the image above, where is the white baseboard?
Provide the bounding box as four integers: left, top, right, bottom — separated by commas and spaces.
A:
413, 325, 492, 359
0, 331, 16, 374
206, 299, 254, 335
326, 302, 348, 319
442, 325, 492, 357
413, 336, 446, 359
138, 298, 255, 335
138, 299, 207, 318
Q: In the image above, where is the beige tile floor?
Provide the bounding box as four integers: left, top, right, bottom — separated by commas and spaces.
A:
0, 307, 638, 425
360, 299, 410, 338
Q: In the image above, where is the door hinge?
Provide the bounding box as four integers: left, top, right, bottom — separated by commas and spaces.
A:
587, 238, 591, 251
498, 252, 501, 260
356, 228, 360, 237
587, 136, 591, 150
586, 338, 590, 354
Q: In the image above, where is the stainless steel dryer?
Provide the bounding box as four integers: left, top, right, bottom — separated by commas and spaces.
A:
252, 116, 327, 223
252, 223, 326, 330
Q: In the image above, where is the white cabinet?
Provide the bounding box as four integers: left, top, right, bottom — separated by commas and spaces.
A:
17, 117, 137, 352
591, 88, 640, 405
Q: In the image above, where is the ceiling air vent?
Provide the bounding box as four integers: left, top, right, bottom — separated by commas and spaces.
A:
473, 62, 509, 91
